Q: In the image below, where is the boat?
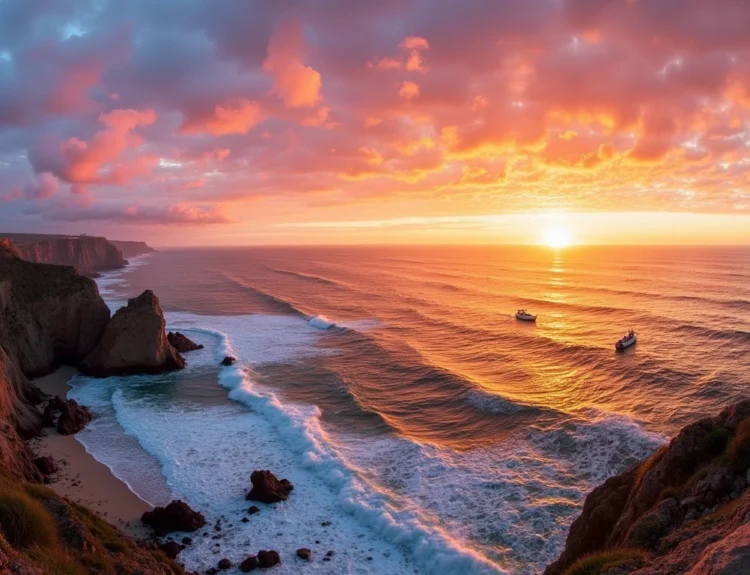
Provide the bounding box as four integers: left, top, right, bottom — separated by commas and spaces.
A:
616, 330, 637, 350
515, 309, 537, 322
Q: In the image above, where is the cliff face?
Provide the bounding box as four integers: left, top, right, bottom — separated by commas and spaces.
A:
546, 401, 750, 575
0, 239, 110, 480
2, 233, 126, 275
110, 240, 156, 258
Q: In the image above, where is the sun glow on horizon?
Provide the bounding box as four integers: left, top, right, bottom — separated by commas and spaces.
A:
542, 226, 573, 249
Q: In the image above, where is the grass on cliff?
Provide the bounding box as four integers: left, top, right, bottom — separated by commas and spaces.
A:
562, 548, 648, 575
0, 474, 185, 575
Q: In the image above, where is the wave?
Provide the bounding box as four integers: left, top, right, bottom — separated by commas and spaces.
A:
209, 329, 506, 574
264, 265, 342, 287
222, 273, 307, 317
673, 324, 750, 343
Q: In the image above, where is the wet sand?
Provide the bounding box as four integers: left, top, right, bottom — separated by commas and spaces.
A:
32, 366, 152, 538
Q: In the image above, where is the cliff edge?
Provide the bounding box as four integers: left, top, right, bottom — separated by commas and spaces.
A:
1, 233, 126, 275
110, 240, 156, 258
546, 401, 750, 575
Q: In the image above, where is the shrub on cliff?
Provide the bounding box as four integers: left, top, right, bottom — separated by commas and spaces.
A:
562, 548, 647, 575
727, 418, 750, 470
0, 489, 57, 548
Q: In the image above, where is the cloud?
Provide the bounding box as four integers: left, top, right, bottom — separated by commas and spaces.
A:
45, 202, 233, 225
263, 16, 322, 108
3, 0, 750, 238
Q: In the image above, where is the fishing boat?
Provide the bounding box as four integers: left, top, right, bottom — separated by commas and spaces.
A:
515, 309, 537, 322
616, 330, 637, 350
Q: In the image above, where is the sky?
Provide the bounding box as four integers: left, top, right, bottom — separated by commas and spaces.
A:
1, 0, 750, 246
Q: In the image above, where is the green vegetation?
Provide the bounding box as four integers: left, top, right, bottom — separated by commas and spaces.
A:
727, 418, 750, 470
0, 490, 58, 548
562, 548, 648, 575
0, 473, 184, 575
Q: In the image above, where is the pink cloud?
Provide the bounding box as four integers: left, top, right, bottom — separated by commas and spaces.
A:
263, 17, 322, 108
182, 99, 263, 136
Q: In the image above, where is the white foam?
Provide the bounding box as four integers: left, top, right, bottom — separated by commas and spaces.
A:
308, 314, 336, 330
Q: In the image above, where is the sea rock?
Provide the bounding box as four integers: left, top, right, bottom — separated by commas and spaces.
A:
296, 548, 311, 560
167, 331, 204, 353
240, 556, 259, 572
80, 290, 185, 377
247, 505, 260, 515
159, 540, 183, 559
221, 356, 236, 366
257, 550, 281, 568
56, 399, 92, 435
218, 558, 232, 570
246, 470, 294, 503
34, 456, 57, 476
141, 500, 206, 536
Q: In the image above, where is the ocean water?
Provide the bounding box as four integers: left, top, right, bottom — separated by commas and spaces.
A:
69, 246, 750, 574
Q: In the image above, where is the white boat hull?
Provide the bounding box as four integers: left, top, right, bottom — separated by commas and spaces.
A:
616, 336, 637, 350
516, 314, 537, 322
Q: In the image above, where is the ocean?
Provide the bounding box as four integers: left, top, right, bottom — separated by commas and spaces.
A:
67, 246, 750, 574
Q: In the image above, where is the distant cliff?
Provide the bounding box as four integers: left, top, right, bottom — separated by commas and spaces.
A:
110, 240, 156, 258
546, 401, 750, 575
0, 233, 125, 275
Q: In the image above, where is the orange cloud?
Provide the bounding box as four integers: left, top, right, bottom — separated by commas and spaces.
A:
182, 99, 263, 136
263, 18, 322, 108
399, 81, 420, 100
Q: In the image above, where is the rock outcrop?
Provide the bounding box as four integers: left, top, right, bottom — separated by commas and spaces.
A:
43, 397, 93, 435
80, 290, 185, 377
546, 400, 750, 575
2, 233, 126, 275
168, 331, 204, 353
141, 499, 206, 536
246, 470, 294, 503
109, 240, 155, 259
0, 241, 111, 376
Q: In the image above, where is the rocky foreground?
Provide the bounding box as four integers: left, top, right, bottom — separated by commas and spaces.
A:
546, 401, 750, 575
0, 239, 194, 574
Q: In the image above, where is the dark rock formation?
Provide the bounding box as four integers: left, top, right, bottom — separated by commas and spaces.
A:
141, 500, 206, 536
0, 240, 109, 480
221, 356, 236, 366
167, 331, 204, 353
43, 396, 93, 435
240, 556, 259, 572
246, 470, 294, 503
296, 548, 311, 560
546, 400, 750, 575
158, 540, 184, 559
109, 240, 156, 259
257, 550, 281, 568
248, 505, 260, 515
218, 558, 232, 570
0, 239, 111, 376
3, 233, 126, 275
34, 456, 58, 476
57, 399, 93, 435
80, 290, 185, 377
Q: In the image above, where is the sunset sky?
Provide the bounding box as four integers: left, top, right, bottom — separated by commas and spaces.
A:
1, 0, 750, 245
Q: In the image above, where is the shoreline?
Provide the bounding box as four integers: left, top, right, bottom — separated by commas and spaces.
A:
31, 366, 153, 538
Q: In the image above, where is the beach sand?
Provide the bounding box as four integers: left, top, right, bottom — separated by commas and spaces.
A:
31, 366, 152, 538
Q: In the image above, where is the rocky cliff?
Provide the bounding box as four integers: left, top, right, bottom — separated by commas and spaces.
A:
110, 240, 156, 258
0, 239, 193, 573
1, 233, 126, 275
80, 290, 185, 377
546, 401, 750, 575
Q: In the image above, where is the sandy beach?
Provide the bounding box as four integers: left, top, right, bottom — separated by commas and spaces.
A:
31, 366, 153, 538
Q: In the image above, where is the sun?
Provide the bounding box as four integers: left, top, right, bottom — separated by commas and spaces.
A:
542, 226, 573, 249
